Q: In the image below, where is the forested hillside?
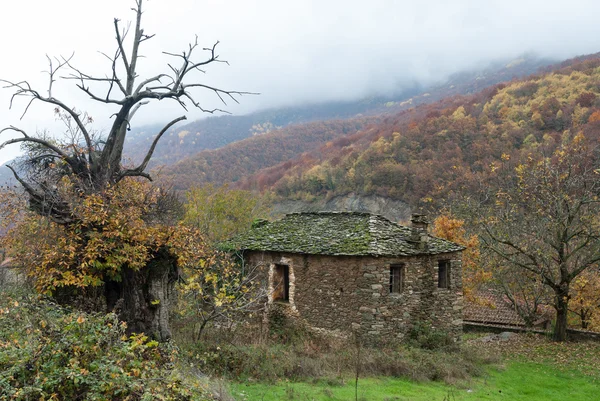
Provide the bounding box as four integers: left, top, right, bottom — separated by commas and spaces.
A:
122, 54, 553, 168
123, 101, 384, 166
235, 55, 600, 211
156, 118, 376, 191
0, 54, 554, 187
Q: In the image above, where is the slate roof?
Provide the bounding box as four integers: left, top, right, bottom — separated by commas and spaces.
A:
224, 211, 464, 257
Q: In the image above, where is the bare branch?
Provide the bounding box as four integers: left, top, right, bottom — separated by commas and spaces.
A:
0, 128, 70, 160
98, 50, 128, 95
133, 74, 168, 96
182, 83, 257, 104
0, 125, 29, 138
129, 100, 149, 120
0, 78, 95, 160
43, 53, 74, 98
114, 18, 131, 76
118, 115, 186, 182
75, 83, 124, 105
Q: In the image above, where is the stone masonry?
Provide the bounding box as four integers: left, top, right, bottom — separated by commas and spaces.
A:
246, 251, 463, 342
225, 212, 464, 343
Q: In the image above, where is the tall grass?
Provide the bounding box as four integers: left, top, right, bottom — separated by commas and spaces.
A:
172, 316, 498, 385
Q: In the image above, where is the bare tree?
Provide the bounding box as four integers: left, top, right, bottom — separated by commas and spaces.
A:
0, 0, 251, 340
2, 0, 249, 209
496, 264, 551, 327
480, 133, 600, 341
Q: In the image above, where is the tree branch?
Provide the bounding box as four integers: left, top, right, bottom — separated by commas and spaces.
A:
114, 18, 131, 76
0, 127, 71, 160
6, 165, 73, 224
117, 115, 186, 182
0, 78, 95, 162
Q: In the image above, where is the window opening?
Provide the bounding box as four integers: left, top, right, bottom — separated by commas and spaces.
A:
273, 264, 289, 301
438, 260, 450, 289
390, 264, 404, 293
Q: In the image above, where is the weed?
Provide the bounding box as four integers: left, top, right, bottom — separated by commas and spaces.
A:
176, 321, 492, 386
285, 385, 296, 399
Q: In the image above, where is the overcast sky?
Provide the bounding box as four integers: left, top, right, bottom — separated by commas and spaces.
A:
1, 0, 600, 164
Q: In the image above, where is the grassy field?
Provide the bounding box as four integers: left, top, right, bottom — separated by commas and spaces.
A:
228, 335, 600, 401
230, 363, 598, 400
4, 287, 597, 400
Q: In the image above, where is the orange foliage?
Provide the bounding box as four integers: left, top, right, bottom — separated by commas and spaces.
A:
588, 110, 600, 124
222, 55, 600, 211
1, 179, 208, 295
432, 214, 491, 302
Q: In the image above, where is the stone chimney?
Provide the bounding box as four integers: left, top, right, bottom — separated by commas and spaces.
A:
409, 213, 429, 251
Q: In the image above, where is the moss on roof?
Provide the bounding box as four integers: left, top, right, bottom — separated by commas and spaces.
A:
223, 211, 464, 256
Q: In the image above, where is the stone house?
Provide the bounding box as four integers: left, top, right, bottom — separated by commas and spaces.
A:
0, 255, 23, 286
227, 211, 464, 343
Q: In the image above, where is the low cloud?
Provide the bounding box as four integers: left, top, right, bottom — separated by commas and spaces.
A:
2, 0, 600, 163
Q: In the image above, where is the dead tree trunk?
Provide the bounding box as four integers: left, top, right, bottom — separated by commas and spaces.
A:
106, 248, 178, 341
0, 0, 250, 341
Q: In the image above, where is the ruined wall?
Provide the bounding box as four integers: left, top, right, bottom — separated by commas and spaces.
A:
246, 251, 463, 343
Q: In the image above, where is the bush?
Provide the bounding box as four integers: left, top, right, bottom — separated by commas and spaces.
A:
0, 290, 213, 400
407, 321, 457, 351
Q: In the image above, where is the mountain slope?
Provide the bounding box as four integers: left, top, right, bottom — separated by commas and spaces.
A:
234, 54, 600, 212
155, 117, 377, 191
124, 54, 555, 168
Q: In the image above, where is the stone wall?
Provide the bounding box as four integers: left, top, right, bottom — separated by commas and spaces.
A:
0, 266, 25, 287
246, 250, 463, 343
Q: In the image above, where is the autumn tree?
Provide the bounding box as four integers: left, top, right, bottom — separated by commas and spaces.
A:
569, 269, 600, 330
179, 184, 269, 338
183, 184, 269, 244
0, 0, 248, 340
480, 133, 600, 341
177, 249, 267, 340
432, 214, 490, 303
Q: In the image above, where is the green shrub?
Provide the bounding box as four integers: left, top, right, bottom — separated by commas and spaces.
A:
407, 321, 456, 351
0, 290, 212, 400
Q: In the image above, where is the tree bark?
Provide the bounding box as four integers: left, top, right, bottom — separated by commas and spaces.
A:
106, 247, 178, 341
553, 287, 569, 342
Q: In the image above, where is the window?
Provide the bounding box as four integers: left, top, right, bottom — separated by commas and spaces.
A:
273, 264, 289, 302
438, 260, 450, 289
390, 264, 405, 293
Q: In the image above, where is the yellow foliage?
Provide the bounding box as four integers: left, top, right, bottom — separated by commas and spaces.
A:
452, 106, 467, 119
432, 214, 491, 302
1, 179, 210, 295
569, 269, 600, 331
183, 183, 269, 244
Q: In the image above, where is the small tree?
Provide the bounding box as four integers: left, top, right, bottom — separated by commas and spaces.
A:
495, 262, 552, 327
481, 133, 600, 341
178, 250, 267, 340
569, 269, 600, 330
432, 214, 490, 303
180, 185, 269, 339
183, 184, 269, 244
0, 0, 249, 340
